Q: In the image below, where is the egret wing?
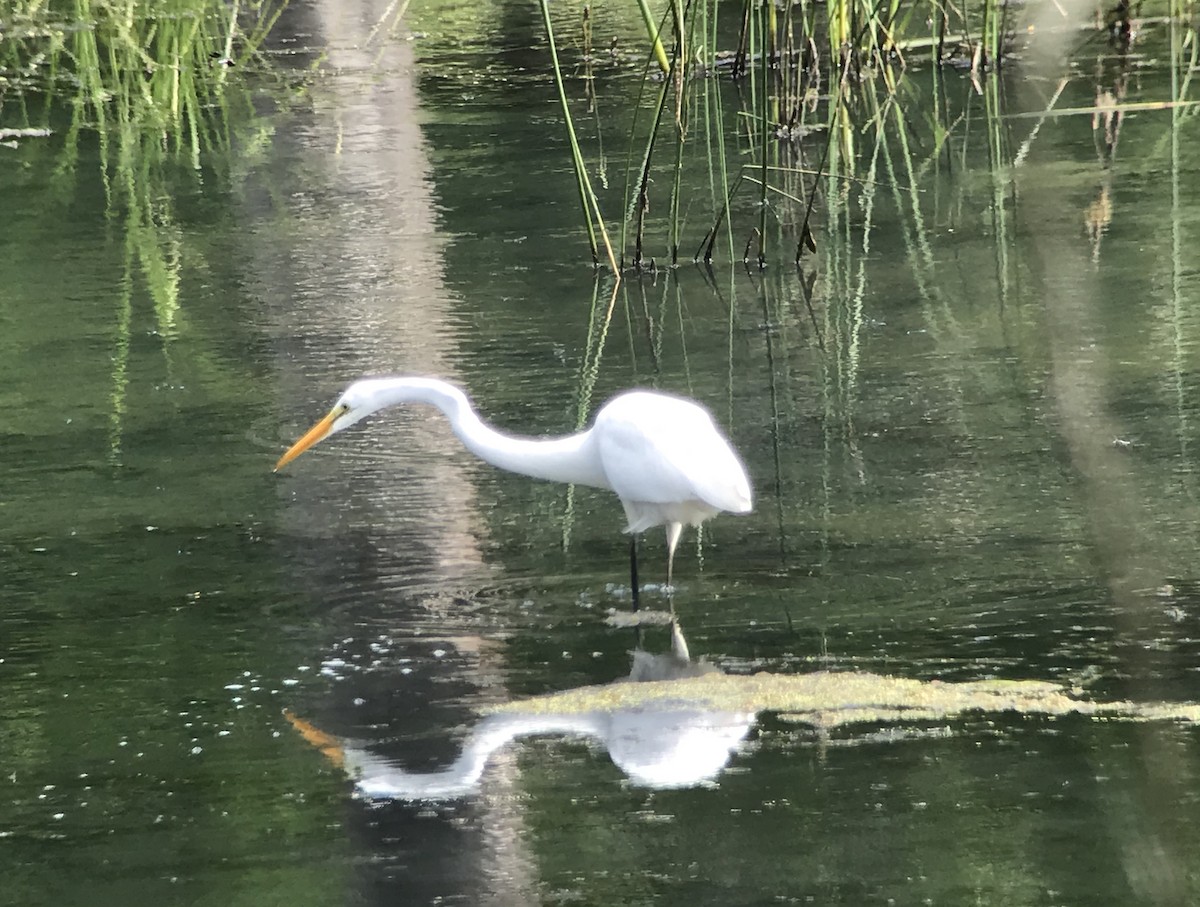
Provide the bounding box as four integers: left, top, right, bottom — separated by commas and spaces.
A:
593, 392, 752, 515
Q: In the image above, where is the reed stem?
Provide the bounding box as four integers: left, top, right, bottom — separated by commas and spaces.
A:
538, 0, 618, 272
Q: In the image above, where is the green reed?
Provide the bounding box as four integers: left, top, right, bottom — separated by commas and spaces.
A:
541, 0, 618, 271
448, 0, 1197, 272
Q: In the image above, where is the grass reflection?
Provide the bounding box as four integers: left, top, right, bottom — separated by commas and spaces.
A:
2, 0, 287, 456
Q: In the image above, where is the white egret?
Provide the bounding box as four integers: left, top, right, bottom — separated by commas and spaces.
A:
274, 377, 752, 602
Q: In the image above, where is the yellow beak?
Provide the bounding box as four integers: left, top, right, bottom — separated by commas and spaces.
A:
274, 410, 339, 471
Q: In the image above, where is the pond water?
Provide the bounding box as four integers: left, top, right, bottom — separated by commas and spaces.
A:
3, 1, 1200, 905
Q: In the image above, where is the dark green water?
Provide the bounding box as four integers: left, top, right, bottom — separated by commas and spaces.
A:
4, 3, 1200, 905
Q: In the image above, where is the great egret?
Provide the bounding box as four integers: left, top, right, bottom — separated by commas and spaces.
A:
274, 377, 752, 602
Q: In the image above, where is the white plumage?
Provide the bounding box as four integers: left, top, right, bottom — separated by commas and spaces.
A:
592, 390, 751, 531
276, 377, 752, 593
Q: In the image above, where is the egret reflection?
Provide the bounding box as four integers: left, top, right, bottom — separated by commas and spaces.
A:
287, 621, 1200, 803
287, 624, 755, 799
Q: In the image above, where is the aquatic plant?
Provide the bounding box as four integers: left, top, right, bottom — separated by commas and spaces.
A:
523, 0, 1198, 271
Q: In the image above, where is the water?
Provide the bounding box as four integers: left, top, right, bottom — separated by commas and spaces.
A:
4, 2, 1200, 904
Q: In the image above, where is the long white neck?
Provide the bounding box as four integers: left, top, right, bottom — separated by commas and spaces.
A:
359, 377, 611, 490
352, 712, 608, 801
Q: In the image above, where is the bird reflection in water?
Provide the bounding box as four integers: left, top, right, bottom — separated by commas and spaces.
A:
286, 623, 754, 800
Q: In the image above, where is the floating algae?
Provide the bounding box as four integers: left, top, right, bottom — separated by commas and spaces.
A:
288, 663, 1200, 800
489, 670, 1200, 729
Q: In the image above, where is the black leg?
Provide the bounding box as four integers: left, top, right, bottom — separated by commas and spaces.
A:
629, 535, 640, 611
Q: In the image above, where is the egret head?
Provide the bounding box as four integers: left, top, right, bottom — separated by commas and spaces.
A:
274, 380, 389, 471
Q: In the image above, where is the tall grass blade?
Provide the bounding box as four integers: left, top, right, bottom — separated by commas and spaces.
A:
539, 0, 618, 271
